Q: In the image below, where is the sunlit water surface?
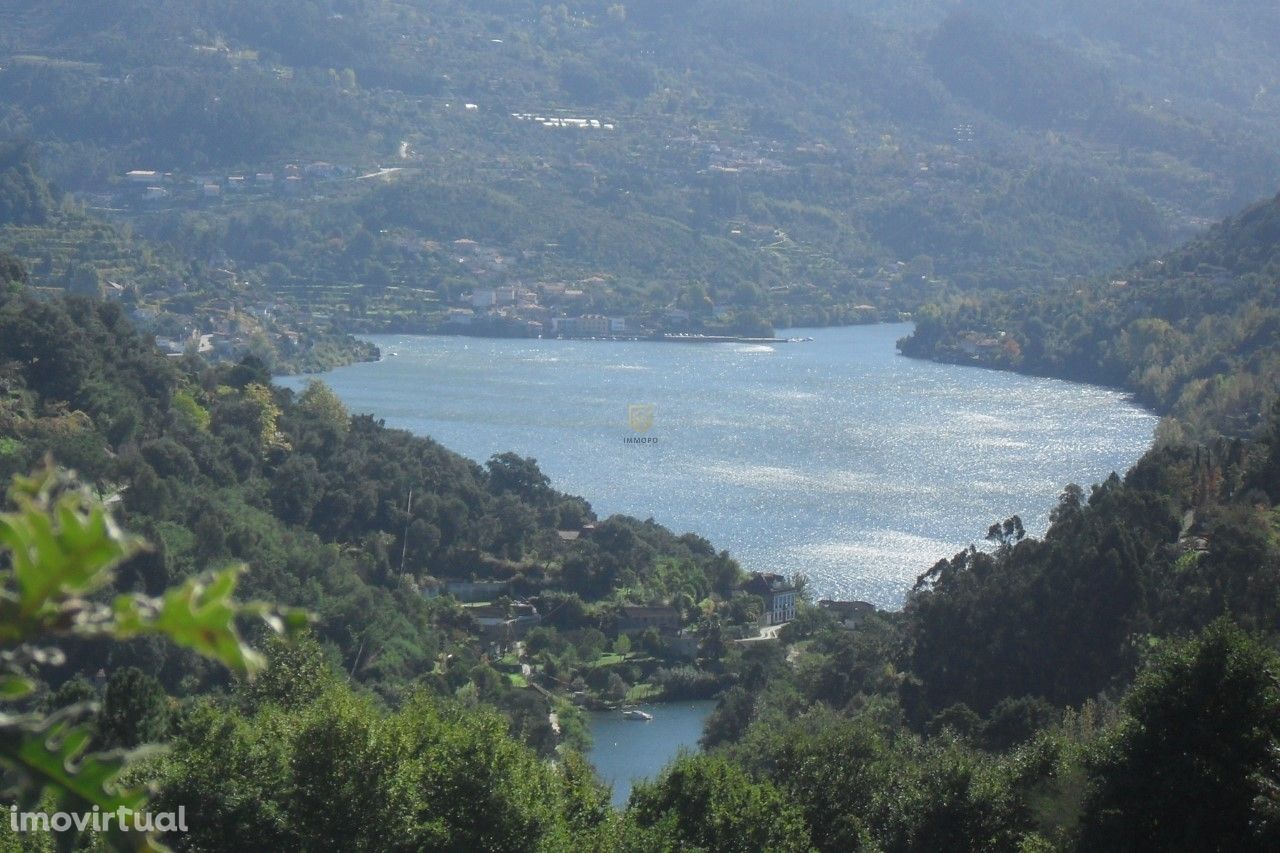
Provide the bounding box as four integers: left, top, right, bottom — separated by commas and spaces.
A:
585, 701, 716, 807
284, 324, 1156, 606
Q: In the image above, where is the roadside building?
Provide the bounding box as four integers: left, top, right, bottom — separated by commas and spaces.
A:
575, 314, 611, 337
742, 573, 798, 626
445, 308, 474, 326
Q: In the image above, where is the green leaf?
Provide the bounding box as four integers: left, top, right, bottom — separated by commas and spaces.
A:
0, 706, 166, 851
113, 565, 310, 677
0, 465, 310, 846
0, 674, 34, 699
0, 469, 141, 644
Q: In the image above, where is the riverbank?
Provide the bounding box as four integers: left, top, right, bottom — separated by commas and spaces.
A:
336, 310, 898, 345
281, 323, 1160, 800
273, 333, 382, 375
897, 326, 1162, 417
282, 324, 1156, 606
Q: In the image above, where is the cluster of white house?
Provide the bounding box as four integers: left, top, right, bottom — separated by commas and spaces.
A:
445, 280, 629, 338
511, 112, 615, 131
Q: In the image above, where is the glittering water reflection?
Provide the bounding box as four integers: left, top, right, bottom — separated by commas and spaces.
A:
283, 324, 1157, 607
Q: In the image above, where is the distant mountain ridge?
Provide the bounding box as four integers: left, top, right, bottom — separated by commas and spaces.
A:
1, 0, 1278, 331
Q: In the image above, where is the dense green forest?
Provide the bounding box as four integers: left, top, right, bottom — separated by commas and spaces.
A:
2, 1, 1279, 333
900, 190, 1280, 439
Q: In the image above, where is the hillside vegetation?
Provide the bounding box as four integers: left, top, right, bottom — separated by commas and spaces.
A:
0, 264, 752, 723
901, 190, 1280, 438
1, 1, 1279, 331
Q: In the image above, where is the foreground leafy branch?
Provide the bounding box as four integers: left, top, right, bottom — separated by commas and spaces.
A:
0, 467, 311, 850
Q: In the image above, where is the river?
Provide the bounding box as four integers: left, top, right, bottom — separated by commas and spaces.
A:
282, 323, 1156, 606
585, 701, 717, 807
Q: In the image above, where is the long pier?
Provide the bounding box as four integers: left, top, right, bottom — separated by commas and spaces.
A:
656, 333, 787, 344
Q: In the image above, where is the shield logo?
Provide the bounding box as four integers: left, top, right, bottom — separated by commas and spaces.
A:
628, 404, 655, 434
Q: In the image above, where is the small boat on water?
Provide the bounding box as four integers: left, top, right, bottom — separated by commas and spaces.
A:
622, 708, 653, 721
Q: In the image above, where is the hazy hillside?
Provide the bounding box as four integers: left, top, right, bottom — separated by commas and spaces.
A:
2, 0, 1278, 329
959, 0, 1280, 116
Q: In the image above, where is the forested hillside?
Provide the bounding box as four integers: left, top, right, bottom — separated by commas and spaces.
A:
0, 265, 756, 751
900, 190, 1280, 438
0, 142, 380, 371
2, 1, 1279, 332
